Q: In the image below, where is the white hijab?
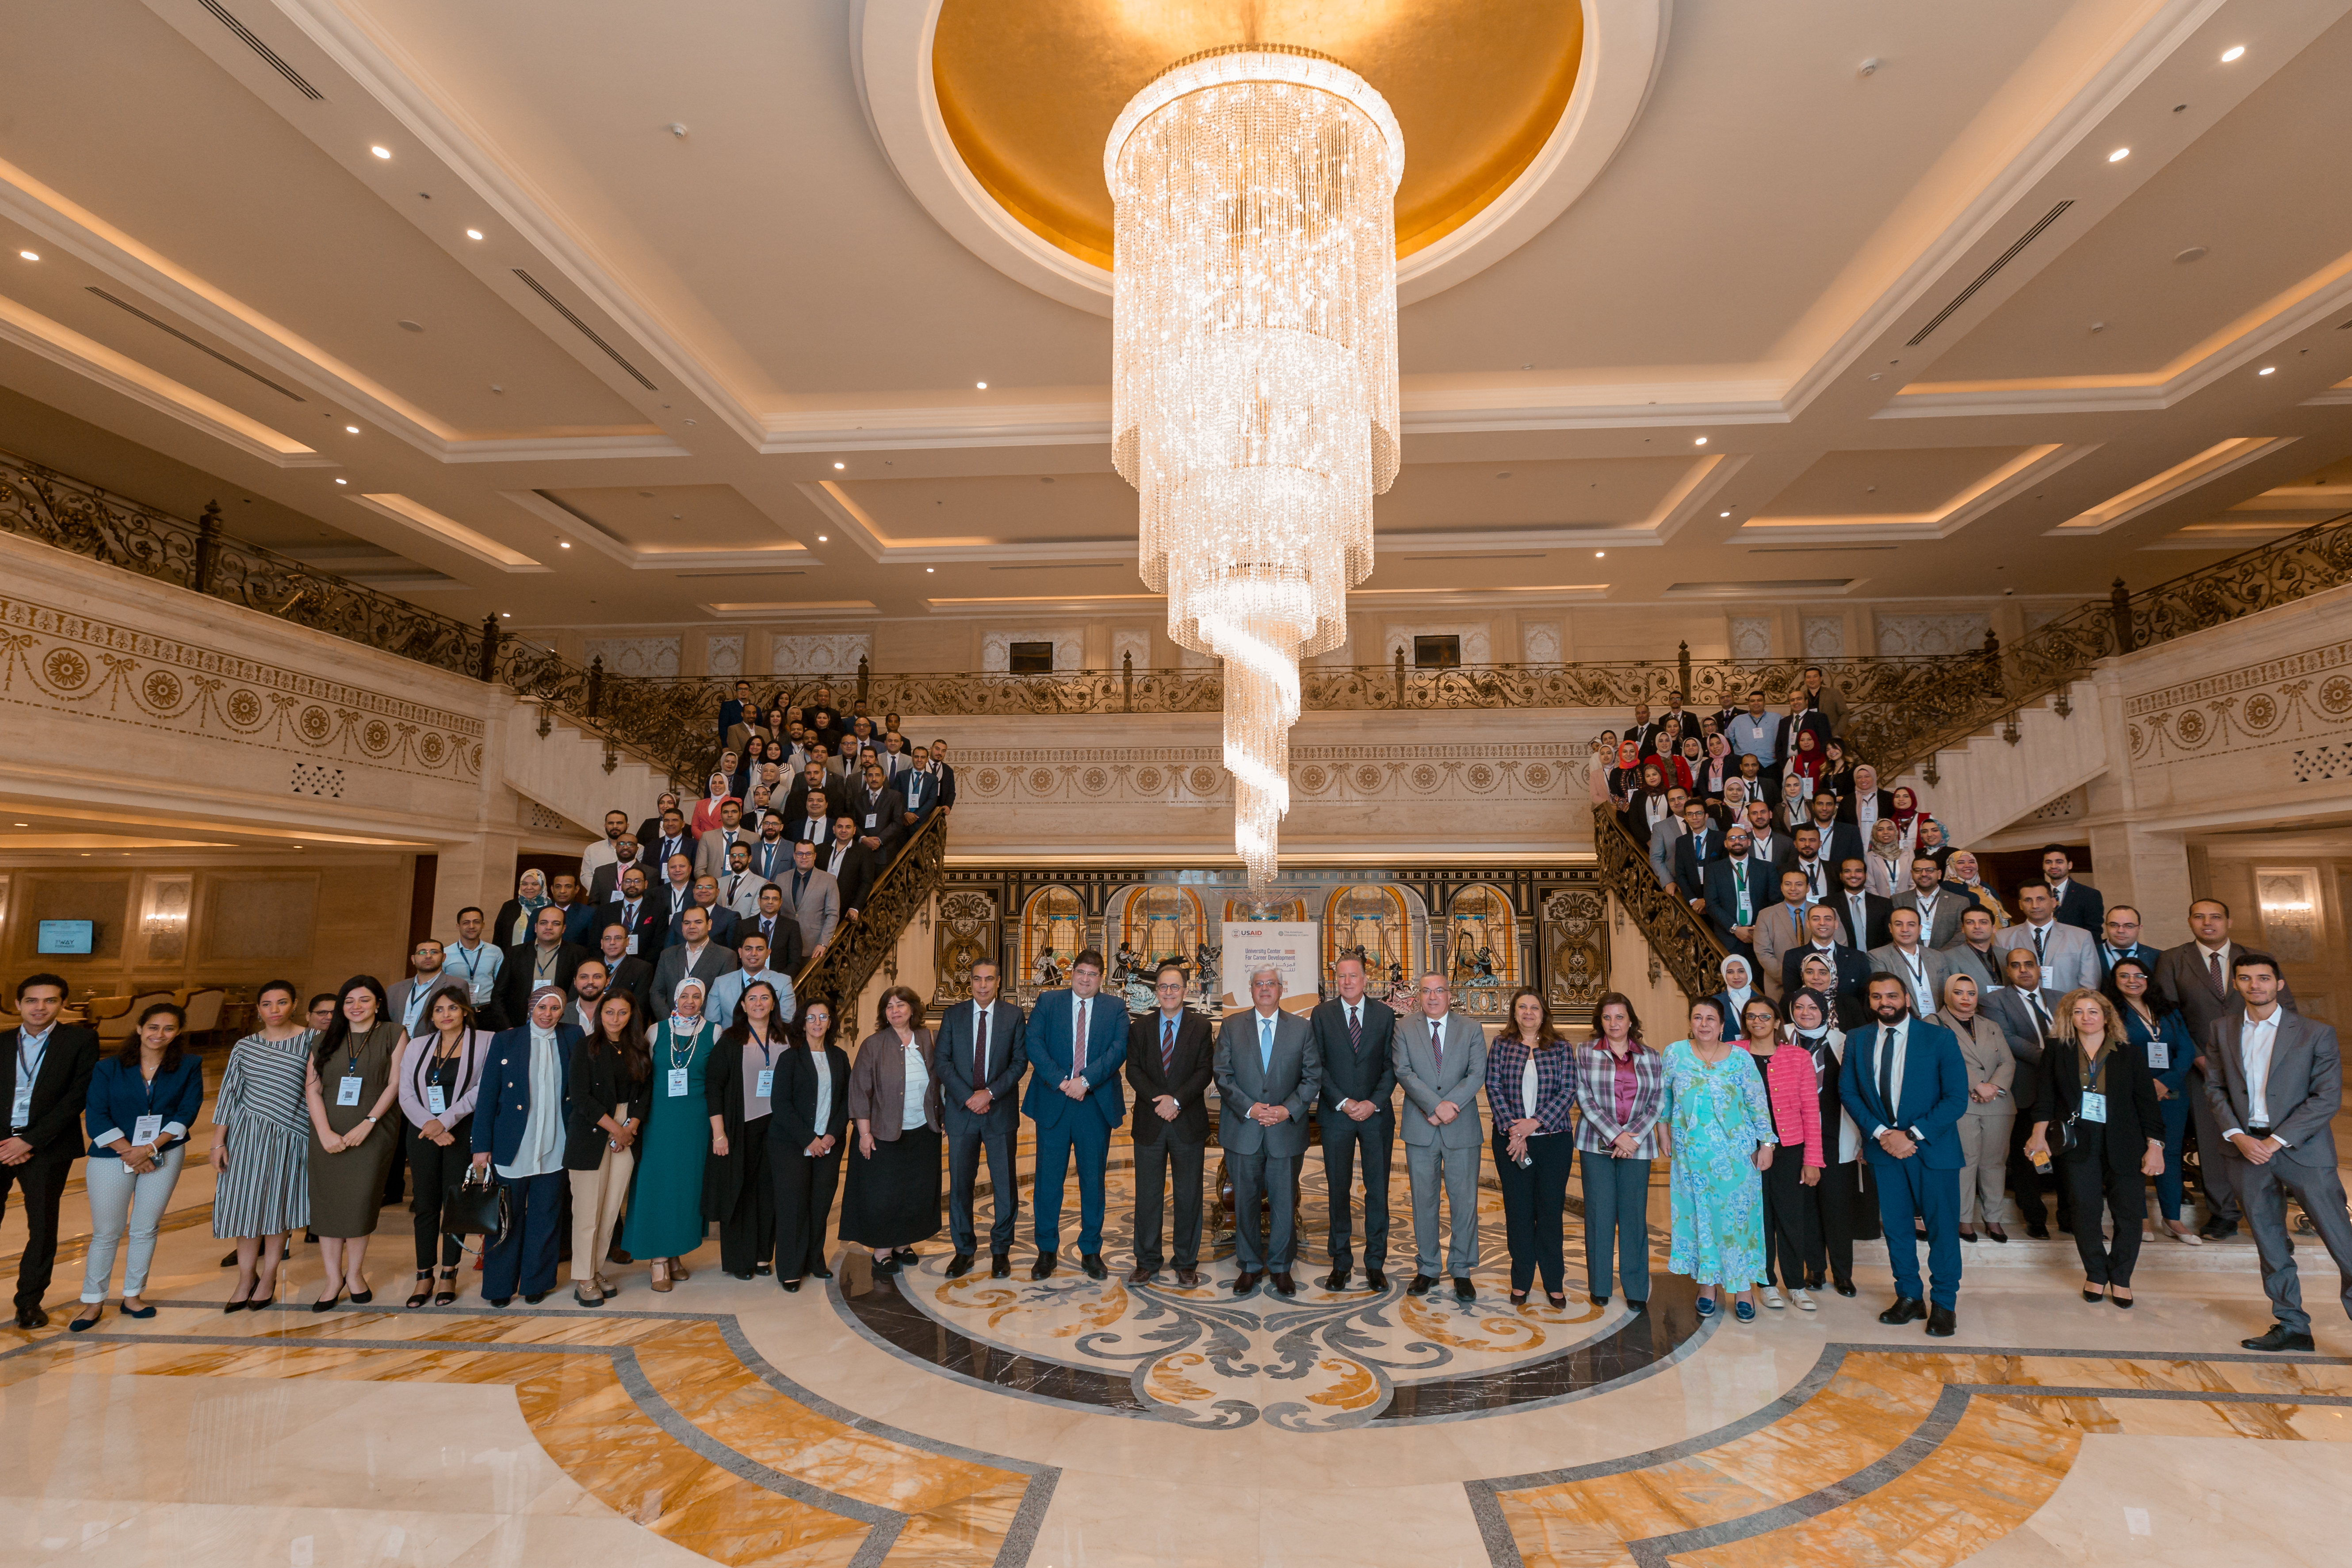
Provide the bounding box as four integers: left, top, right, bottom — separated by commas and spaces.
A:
1718, 956, 1755, 1024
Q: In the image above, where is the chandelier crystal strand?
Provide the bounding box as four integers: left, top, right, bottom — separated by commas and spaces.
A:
1109, 46, 1401, 885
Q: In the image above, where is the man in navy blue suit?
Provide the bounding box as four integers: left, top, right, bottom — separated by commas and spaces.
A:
1021, 948, 1128, 1281
1840, 973, 1970, 1336
471, 986, 584, 1307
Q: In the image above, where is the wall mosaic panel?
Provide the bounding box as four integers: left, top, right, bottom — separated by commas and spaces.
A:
582, 635, 680, 678
1873, 612, 1990, 657
1729, 616, 1771, 660
1802, 616, 1845, 658
770, 631, 872, 677
705, 633, 744, 679
1521, 622, 1563, 665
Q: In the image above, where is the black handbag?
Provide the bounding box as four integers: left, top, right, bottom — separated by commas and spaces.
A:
443, 1165, 509, 1246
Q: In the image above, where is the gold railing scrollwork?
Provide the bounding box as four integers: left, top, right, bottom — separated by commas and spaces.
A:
787, 809, 949, 1031
1592, 803, 1727, 1005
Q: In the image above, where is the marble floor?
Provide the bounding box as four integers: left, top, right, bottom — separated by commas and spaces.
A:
7, 1131, 2351, 1568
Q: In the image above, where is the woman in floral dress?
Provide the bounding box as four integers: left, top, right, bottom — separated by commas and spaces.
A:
1664, 997, 1778, 1323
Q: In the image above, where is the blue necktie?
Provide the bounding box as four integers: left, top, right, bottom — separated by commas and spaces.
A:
1259, 1014, 1274, 1076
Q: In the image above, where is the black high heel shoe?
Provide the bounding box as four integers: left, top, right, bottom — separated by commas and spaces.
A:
433, 1268, 458, 1307
312, 1289, 343, 1314
406, 1271, 433, 1310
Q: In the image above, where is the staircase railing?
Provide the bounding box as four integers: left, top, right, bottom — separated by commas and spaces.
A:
1593, 803, 1727, 1005
787, 808, 948, 1029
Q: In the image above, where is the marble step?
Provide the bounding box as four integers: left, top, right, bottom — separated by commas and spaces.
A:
1852, 1229, 2270, 1274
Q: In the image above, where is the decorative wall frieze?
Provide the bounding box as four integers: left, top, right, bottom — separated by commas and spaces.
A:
2126, 637, 2352, 770
957, 742, 1590, 810
0, 592, 482, 781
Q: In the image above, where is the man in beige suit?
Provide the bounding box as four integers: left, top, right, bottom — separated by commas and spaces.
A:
1753, 868, 1815, 1005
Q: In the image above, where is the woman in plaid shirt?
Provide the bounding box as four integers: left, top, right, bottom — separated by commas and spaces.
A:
1486, 989, 1578, 1307
1573, 993, 1668, 1308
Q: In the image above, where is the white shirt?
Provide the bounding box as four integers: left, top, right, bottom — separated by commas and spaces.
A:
809, 1049, 834, 1144
1891, 945, 1933, 1012
899, 1038, 930, 1131
2223, 1008, 2287, 1143
11, 1024, 53, 1131
1870, 1016, 1916, 1140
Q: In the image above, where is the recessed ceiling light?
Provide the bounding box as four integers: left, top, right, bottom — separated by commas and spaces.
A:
1595, 551, 1606, 558
345, 424, 360, 433
11, 823, 26, 827
334, 478, 348, 485
1720, 510, 1732, 517
817, 534, 828, 541
975, 381, 988, 390
371, 145, 391, 160
2258, 365, 2276, 375
2107, 147, 2130, 162
17, 250, 37, 261
465, 228, 483, 240
559, 540, 571, 548
499, 612, 511, 618
2221, 45, 2245, 62
833, 461, 845, 470
926, 566, 935, 572
1694, 436, 1709, 446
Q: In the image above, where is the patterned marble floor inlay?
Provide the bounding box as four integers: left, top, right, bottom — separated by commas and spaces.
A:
1470, 1344, 2352, 1568
0, 1303, 1055, 1568
836, 1160, 1702, 1427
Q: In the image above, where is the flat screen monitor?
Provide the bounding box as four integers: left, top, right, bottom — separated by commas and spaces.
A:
36, 919, 94, 956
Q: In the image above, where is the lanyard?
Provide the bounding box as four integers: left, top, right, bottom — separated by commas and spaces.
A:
452, 946, 482, 981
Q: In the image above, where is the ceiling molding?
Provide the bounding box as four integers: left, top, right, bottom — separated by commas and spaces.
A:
0, 291, 330, 467
1740, 443, 2096, 542
2050, 436, 2298, 535
796, 479, 1137, 563
350, 491, 547, 571
498, 489, 812, 570
698, 599, 880, 621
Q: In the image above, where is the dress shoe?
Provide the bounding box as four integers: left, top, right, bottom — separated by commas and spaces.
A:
1233, 1270, 1261, 1295
1080, 1253, 1107, 1281
1365, 1267, 1387, 1291
2026, 1222, 2050, 1240
1958, 1228, 1977, 1244
2199, 1218, 2239, 1240
1270, 1273, 1296, 1297
1030, 1251, 1057, 1281
523, 1290, 549, 1305
871, 1254, 902, 1276
1984, 1224, 2008, 1243
755, 1262, 772, 1276
728, 1270, 755, 1281
1453, 1277, 1475, 1301
782, 1278, 803, 1293
1832, 1278, 1857, 1298
1591, 1293, 1610, 1308
1925, 1304, 1956, 1338
1322, 1267, 1351, 1292
488, 1297, 512, 1308
990, 1253, 1011, 1278
2242, 1322, 2316, 1353
1128, 1265, 1159, 1285
1406, 1274, 1436, 1296
945, 1253, 976, 1279
891, 1248, 919, 1266
1878, 1296, 1926, 1326
1174, 1269, 1201, 1287
808, 1265, 834, 1281
15, 1305, 47, 1329
669, 1262, 691, 1281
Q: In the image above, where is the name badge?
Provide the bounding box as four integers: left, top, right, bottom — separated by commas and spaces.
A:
9, 1085, 29, 1128
668, 1067, 690, 1098
756, 1068, 775, 1098
336, 1075, 364, 1107
2145, 1039, 2170, 1071
627, 933, 640, 955
864, 812, 878, 828
427, 1085, 448, 1117
2080, 1090, 2108, 1124
132, 1114, 164, 1147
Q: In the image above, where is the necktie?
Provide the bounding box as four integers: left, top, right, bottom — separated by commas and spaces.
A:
1162, 1017, 1176, 1073
2208, 950, 2224, 996
1258, 1014, 1274, 1075
792, 870, 807, 904
2026, 992, 2050, 1033
1430, 1019, 1445, 1073
622, 899, 638, 929
1878, 1027, 1897, 1115
727, 876, 741, 903
2034, 925, 2048, 962
1733, 863, 1750, 921
1348, 1006, 1361, 1048
1075, 1000, 1088, 1076
975, 1005, 989, 1081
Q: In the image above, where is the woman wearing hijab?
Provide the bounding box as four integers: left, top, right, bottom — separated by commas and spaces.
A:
1782, 728, 1825, 826
841, 985, 942, 1274
1796, 952, 1867, 1031
1737, 996, 1822, 1312
1710, 955, 1759, 1036
771, 995, 853, 1291
1710, 776, 1752, 831
621, 974, 724, 1291
492, 869, 553, 950
1664, 998, 1776, 1323
1589, 732, 1623, 809
2025, 989, 2166, 1306
1786, 987, 1870, 1295
1625, 761, 1676, 847
567, 991, 650, 1306
692, 770, 735, 836
1862, 819, 1907, 898
2104, 956, 2200, 1245
1605, 738, 1644, 805
469, 986, 582, 1307
1887, 787, 1928, 853
1933, 972, 2014, 1244
705, 980, 789, 1279
1698, 732, 1733, 803
302, 975, 405, 1310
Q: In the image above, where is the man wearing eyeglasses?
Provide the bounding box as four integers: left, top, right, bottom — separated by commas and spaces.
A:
1125, 964, 1215, 1286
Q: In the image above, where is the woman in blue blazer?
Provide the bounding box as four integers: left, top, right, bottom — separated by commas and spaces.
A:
73, 1002, 206, 1331
469, 987, 581, 1306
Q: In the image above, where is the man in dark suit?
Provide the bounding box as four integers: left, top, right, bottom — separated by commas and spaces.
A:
1215, 965, 1321, 1296
740, 884, 804, 975
821, 815, 878, 921
746, 817, 793, 884
668, 875, 739, 949
2204, 952, 2352, 1353
645, 807, 695, 884
2154, 897, 2295, 1241
1701, 825, 1772, 960
2039, 845, 2103, 933
1021, 950, 1128, 1281
783, 787, 834, 851
501, 905, 588, 1025
1, 974, 101, 1327
589, 922, 653, 1013
2094, 906, 2161, 985
1783, 824, 1833, 903
649, 854, 698, 953
586, 835, 644, 903
1625, 701, 1664, 759
593, 866, 665, 963
1782, 903, 1871, 1007
470, 986, 584, 1307
1125, 962, 1216, 1285
901, 747, 945, 830
1740, 799, 1789, 870
1829, 857, 1893, 953
849, 762, 907, 864
1840, 974, 1969, 1337
927, 739, 958, 813
650, 906, 740, 1017
1309, 954, 1398, 1291
936, 959, 1028, 1279
1804, 792, 1863, 875
1671, 799, 1723, 909
1980, 947, 2066, 1238
1937, 906, 2006, 997
548, 873, 597, 949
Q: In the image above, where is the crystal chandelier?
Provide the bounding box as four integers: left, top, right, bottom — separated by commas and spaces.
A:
1108, 46, 1402, 885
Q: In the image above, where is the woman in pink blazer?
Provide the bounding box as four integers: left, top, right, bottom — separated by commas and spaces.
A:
1739, 997, 1824, 1311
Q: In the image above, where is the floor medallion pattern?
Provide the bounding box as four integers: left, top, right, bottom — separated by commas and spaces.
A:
836, 1159, 1704, 1428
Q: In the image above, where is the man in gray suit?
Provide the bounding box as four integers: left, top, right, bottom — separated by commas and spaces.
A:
780, 839, 839, 959
1869, 909, 1955, 1020
1980, 945, 2066, 1239
1992, 882, 2098, 994
2203, 951, 2352, 1353
1395, 971, 1488, 1300
1213, 967, 1320, 1296
1937, 907, 2006, 996
2156, 897, 2297, 1240
650, 906, 740, 1017
1893, 857, 1973, 950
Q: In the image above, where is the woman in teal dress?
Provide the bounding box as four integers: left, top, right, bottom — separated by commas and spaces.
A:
1664, 997, 1778, 1323
621, 976, 726, 1292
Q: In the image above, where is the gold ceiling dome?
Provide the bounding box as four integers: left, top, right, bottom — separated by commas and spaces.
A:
930, 0, 1585, 273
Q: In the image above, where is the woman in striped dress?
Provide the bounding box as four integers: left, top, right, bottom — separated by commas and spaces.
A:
210, 979, 315, 1310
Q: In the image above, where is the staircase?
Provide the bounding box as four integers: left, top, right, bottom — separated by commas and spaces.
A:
1888, 676, 2107, 846
498, 696, 671, 839
787, 809, 949, 1020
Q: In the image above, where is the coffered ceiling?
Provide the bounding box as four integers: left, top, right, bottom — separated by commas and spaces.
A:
1, 0, 2348, 642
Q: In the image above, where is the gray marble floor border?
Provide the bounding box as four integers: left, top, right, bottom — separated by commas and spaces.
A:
6, 1304, 1062, 1567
